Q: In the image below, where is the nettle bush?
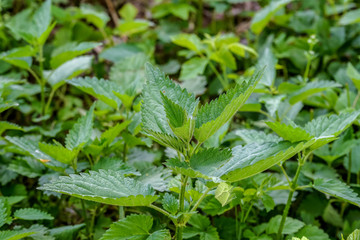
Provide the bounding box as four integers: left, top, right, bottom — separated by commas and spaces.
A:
12, 63, 357, 240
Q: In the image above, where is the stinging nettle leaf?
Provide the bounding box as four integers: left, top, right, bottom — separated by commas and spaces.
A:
68, 77, 121, 109
141, 63, 198, 148
38, 170, 158, 206
39, 142, 77, 165
14, 208, 54, 220
100, 214, 171, 240
219, 141, 311, 182
65, 104, 95, 150
313, 178, 360, 207
194, 67, 264, 143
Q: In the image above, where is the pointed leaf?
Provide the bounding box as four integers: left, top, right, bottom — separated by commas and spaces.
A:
235, 129, 282, 144
51, 42, 101, 68
304, 111, 360, 138
219, 141, 311, 182
14, 208, 53, 220
38, 170, 158, 206
100, 214, 153, 240
47, 56, 93, 89
39, 142, 77, 165
0, 230, 37, 240
68, 77, 121, 109
267, 215, 305, 235
162, 193, 179, 215
194, 68, 264, 143
5, 136, 66, 171
289, 80, 341, 105
266, 122, 312, 143
65, 104, 95, 150
313, 178, 360, 207
0, 199, 11, 228
141, 63, 198, 137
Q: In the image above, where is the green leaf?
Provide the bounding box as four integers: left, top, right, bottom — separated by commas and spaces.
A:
109, 53, 147, 96
250, 0, 292, 34
47, 56, 93, 89
6, 0, 52, 43
313, 178, 360, 207
39, 142, 77, 165
228, 42, 258, 57
78, 4, 110, 29
215, 182, 234, 207
184, 214, 220, 240
51, 42, 100, 68
119, 3, 138, 21
68, 77, 121, 109
267, 215, 305, 235
257, 45, 277, 87
194, 68, 264, 143
346, 229, 360, 240
161, 92, 187, 128
0, 230, 37, 240
346, 63, 360, 91
162, 193, 179, 215
219, 141, 310, 182
266, 122, 312, 143
100, 214, 171, 240
0, 121, 23, 135
235, 129, 282, 144
293, 225, 330, 240
289, 80, 341, 105
5, 136, 66, 171
145, 130, 185, 153
339, 9, 360, 25
14, 208, 53, 220
0, 46, 34, 69
171, 34, 203, 52
304, 111, 360, 138
38, 170, 158, 206
65, 104, 95, 150
0, 199, 11, 228
48, 224, 85, 240
190, 148, 232, 179
180, 57, 208, 80
0, 100, 19, 113
141, 63, 198, 149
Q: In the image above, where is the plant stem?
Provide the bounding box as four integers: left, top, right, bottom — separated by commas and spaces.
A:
208, 61, 228, 90
80, 199, 91, 239
277, 153, 306, 240
44, 88, 55, 115
176, 175, 188, 240
119, 206, 125, 219
191, 188, 211, 212
38, 44, 46, 116
347, 150, 352, 184
352, 92, 360, 108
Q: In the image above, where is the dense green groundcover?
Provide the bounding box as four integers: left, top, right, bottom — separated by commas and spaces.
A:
1, 0, 360, 239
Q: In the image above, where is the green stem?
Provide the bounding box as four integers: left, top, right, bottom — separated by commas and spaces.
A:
277, 153, 306, 240
149, 204, 175, 223
38, 44, 46, 116
347, 150, 352, 184
208, 61, 228, 90
80, 199, 90, 238
303, 59, 311, 82
44, 88, 55, 114
352, 92, 360, 108
191, 188, 211, 212
176, 175, 188, 240
119, 206, 125, 219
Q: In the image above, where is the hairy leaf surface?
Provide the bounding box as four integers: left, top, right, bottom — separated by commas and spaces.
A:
194, 68, 263, 143
38, 170, 158, 206
313, 178, 360, 207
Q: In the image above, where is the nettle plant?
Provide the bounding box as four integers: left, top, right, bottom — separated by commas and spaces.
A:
38, 64, 360, 239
